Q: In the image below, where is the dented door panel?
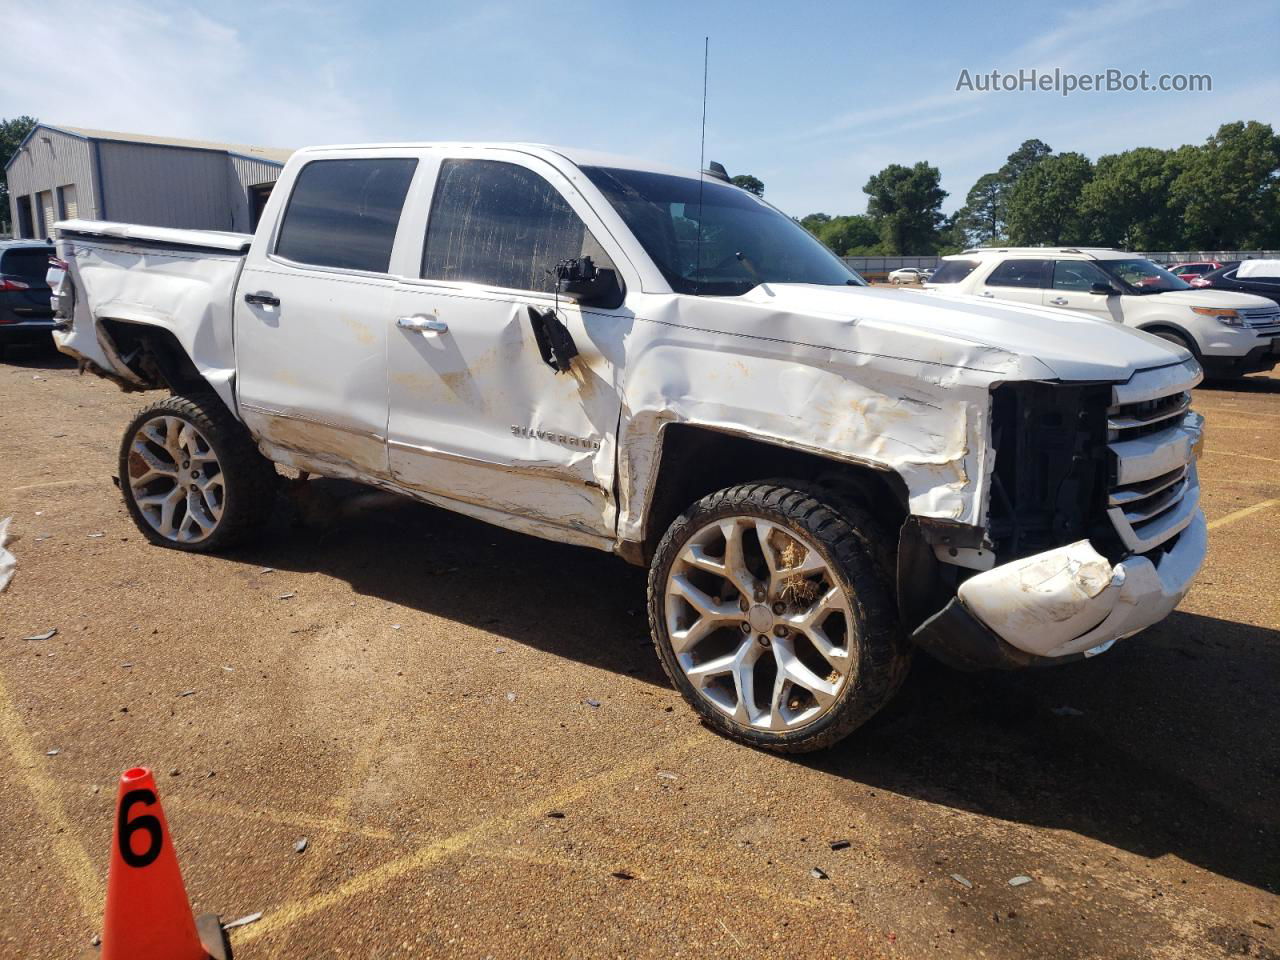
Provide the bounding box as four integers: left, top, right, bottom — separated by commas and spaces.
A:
385, 284, 625, 539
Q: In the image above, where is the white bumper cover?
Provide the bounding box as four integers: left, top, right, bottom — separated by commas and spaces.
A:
956, 508, 1207, 659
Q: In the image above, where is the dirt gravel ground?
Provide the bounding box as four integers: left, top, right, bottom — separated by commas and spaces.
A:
1, 345, 1277, 960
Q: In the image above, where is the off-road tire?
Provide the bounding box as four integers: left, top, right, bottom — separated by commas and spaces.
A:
648, 481, 910, 753
118, 393, 277, 552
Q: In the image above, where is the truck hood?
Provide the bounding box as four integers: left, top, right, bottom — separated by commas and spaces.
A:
744, 284, 1185, 382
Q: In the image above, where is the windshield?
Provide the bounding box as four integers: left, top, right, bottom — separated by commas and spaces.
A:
1097, 258, 1190, 294
582, 166, 863, 296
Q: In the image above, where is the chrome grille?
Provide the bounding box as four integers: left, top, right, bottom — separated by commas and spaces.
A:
1106, 361, 1203, 555
1241, 306, 1280, 332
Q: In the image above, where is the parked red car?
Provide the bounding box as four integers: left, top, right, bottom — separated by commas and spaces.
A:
1168, 261, 1223, 287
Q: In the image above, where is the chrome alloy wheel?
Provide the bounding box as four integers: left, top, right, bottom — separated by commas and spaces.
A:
125, 415, 225, 544
664, 516, 854, 731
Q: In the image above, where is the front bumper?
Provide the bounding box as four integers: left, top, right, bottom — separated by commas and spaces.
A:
956, 507, 1206, 660
1200, 337, 1280, 377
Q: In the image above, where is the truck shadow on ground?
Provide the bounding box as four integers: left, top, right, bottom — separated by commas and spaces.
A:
225, 480, 1277, 895
805, 610, 1280, 895
230, 478, 665, 685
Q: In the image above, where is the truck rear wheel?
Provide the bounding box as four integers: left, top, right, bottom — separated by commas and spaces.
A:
118, 393, 277, 552
648, 481, 909, 753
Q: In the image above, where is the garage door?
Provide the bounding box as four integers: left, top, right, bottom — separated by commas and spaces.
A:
38, 190, 55, 238
58, 184, 78, 220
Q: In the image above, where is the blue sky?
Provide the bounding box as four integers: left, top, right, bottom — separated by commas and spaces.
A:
4, 0, 1277, 216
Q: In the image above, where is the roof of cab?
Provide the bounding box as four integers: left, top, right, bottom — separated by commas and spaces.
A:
290, 141, 697, 178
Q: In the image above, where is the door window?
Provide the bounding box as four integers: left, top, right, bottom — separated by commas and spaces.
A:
421, 159, 613, 293
275, 158, 418, 273
1051, 260, 1112, 291
986, 259, 1048, 288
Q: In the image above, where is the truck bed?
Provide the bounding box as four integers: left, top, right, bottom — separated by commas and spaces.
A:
51, 218, 250, 412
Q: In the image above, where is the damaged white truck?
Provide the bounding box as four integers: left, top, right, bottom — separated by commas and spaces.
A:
51, 143, 1207, 752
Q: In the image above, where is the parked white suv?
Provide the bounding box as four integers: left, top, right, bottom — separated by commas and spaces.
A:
49, 146, 1207, 752
926, 247, 1280, 378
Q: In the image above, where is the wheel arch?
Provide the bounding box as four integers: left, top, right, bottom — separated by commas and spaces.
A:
98, 318, 238, 417
623, 421, 909, 566
1136, 320, 1202, 358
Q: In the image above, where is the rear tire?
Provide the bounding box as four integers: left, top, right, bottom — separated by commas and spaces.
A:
648, 481, 910, 753
118, 393, 278, 552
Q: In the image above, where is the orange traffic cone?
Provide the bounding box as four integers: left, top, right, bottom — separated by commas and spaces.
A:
93, 766, 230, 960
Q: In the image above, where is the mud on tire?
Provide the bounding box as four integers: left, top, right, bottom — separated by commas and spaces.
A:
648, 481, 910, 753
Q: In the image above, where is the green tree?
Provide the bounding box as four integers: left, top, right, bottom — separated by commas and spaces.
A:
1005, 152, 1094, 245
730, 174, 764, 197
1171, 121, 1280, 248
935, 212, 971, 255
952, 172, 1005, 246
817, 214, 879, 255
1078, 147, 1184, 250
950, 139, 1051, 248
862, 161, 947, 254
999, 138, 1053, 183
798, 212, 831, 233
0, 116, 38, 235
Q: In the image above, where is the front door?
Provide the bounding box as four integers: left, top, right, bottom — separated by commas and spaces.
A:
1043, 259, 1124, 322
386, 154, 628, 545
235, 154, 419, 478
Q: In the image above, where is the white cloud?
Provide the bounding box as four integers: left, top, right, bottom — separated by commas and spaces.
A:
0, 0, 380, 149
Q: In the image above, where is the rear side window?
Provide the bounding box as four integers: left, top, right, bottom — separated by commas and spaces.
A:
276, 158, 418, 273
928, 260, 979, 284
1, 248, 52, 285
986, 259, 1048, 288
422, 159, 612, 293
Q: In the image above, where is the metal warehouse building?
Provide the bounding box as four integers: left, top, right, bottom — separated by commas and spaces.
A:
5, 124, 294, 238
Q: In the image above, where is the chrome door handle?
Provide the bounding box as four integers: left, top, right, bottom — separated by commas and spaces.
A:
396, 315, 448, 334
981, 291, 995, 297
1049, 297, 1069, 305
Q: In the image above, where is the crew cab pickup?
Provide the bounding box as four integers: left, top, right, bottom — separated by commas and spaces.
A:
50, 143, 1208, 752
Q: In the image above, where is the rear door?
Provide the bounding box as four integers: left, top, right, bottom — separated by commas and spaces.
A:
384, 151, 628, 544
235, 153, 419, 479
979, 258, 1049, 306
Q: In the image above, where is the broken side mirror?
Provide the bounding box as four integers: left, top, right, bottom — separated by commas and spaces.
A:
554, 256, 623, 309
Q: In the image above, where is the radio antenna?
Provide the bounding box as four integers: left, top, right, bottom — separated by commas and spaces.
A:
694, 36, 709, 295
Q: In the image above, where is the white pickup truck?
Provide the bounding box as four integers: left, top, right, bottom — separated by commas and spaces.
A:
50, 142, 1207, 752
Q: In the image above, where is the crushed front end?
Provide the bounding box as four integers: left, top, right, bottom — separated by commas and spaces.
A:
910, 357, 1206, 668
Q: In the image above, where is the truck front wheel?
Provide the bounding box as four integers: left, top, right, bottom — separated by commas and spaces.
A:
648, 482, 909, 753
118, 393, 278, 552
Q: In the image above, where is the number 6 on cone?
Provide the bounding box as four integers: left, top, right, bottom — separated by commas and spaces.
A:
89, 767, 230, 960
